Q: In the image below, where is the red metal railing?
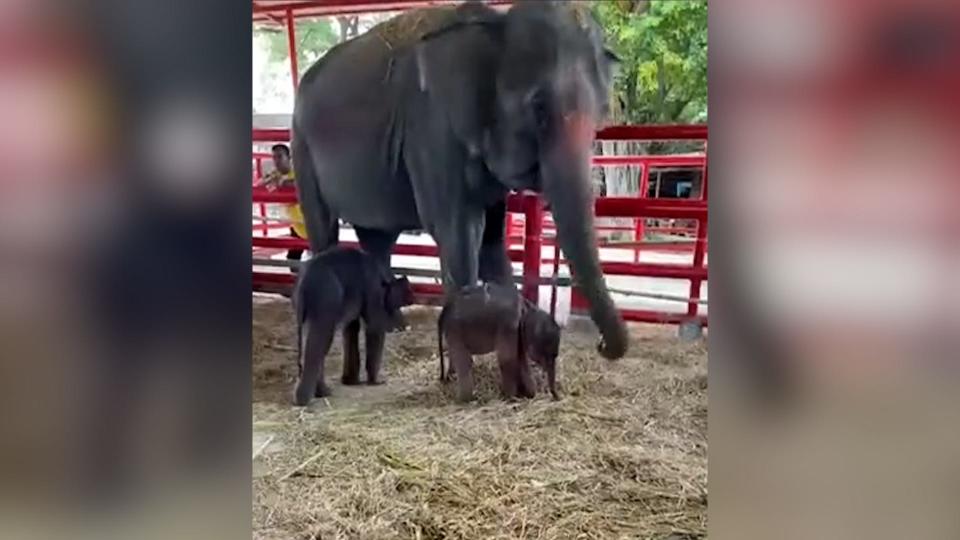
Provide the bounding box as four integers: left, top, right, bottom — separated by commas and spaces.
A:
251, 124, 708, 326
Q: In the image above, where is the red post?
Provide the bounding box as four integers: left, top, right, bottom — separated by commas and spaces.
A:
687, 152, 708, 317
255, 157, 267, 237
699, 142, 708, 201
633, 164, 650, 263
522, 193, 543, 304
286, 8, 298, 91
549, 231, 560, 318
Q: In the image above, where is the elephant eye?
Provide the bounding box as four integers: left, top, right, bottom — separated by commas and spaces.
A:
529, 91, 550, 132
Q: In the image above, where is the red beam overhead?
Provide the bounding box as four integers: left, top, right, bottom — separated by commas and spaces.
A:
253, 0, 512, 20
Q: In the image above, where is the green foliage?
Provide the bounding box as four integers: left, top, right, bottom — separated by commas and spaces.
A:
255, 19, 339, 78
594, 0, 707, 124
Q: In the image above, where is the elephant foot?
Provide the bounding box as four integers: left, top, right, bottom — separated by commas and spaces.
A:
315, 382, 333, 397
366, 376, 386, 386
341, 375, 362, 386
293, 385, 312, 407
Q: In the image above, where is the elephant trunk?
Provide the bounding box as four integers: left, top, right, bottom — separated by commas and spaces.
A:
540, 114, 628, 360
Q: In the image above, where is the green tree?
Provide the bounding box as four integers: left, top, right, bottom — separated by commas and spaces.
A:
589, 1, 707, 227
594, 0, 707, 124
254, 19, 339, 79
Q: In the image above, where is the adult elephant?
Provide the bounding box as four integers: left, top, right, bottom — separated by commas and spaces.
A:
292, 1, 628, 359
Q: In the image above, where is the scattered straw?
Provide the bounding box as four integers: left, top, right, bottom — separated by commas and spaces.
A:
253, 435, 275, 461
253, 301, 707, 539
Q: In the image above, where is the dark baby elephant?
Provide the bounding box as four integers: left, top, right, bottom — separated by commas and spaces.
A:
292, 246, 414, 406
438, 283, 561, 402
292, 1, 628, 361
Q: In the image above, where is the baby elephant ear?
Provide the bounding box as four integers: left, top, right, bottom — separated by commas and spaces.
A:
385, 275, 415, 310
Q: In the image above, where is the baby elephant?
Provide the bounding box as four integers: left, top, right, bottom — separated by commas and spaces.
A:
438, 282, 561, 402
292, 246, 413, 406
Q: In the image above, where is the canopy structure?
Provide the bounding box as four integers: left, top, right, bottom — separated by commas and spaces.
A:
253, 0, 512, 89
253, 0, 511, 24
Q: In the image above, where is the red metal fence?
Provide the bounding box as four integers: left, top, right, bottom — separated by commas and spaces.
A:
252, 124, 708, 327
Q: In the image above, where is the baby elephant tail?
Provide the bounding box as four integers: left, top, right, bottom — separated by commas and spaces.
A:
437, 304, 449, 381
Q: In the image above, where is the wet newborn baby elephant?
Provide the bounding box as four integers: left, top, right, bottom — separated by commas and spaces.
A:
438, 283, 561, 402
292, 246, 414, 406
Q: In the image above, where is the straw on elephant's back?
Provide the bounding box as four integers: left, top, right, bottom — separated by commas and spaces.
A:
371, 6, 460, 50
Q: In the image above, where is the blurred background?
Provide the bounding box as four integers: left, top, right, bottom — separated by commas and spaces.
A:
0, 1, 250, 538
711, 0, 960, 538
0, 0, 957, 538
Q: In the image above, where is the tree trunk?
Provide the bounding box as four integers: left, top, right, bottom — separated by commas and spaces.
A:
596, 140, 644, 241
337, 16, 359, 43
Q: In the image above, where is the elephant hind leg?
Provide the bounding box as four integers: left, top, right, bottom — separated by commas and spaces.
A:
479, 200, 513, 286
294, 317, 335, 406
355, 227, 400, 386
291, 132, 339, 253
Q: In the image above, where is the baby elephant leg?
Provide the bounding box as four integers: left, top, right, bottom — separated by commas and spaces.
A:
516, 354, 536, 399
495, 329, 522, 400
294, 317, 335, 406
449, 338, 475, 403
364, 328, 386, 385
341, 319, 362, 386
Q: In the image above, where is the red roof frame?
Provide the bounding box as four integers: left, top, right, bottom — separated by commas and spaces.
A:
252, 0, 512, 24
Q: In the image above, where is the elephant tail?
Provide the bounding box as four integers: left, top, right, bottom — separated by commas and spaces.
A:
293, 266, 307, 376
437, 303, 449, 381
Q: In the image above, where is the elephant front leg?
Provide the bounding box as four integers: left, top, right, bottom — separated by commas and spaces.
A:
294, 318, 335, 406
448, 339, 475, 403
364, 328, 387, 385
516, 352, 536, 399
496, 329, 522, 400
434, 210, 485, 295
340, 319, 362, 386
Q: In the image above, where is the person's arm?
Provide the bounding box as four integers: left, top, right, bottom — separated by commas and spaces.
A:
257, 170, 282, 191
277, 173, 296, 188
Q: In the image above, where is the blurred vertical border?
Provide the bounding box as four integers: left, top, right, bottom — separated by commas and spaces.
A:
710, 0, 960, 539
0, 1, 251, 538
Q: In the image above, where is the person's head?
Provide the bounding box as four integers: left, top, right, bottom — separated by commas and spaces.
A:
271, 144, 291, 174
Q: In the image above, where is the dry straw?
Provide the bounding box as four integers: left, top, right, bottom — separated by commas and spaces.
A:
253, 299, 706, 539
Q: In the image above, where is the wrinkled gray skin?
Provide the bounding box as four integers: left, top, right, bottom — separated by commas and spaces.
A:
438, 283, 561, 402
292, 1, 628, 360
292, 246, 414, 406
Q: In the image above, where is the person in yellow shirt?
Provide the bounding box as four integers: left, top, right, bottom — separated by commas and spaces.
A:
260, 143, 308, 271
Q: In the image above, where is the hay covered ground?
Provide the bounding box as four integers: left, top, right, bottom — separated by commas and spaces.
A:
252, 294, 707, 540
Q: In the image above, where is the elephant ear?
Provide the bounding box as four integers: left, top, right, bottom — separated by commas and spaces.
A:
413, 14, 506, 156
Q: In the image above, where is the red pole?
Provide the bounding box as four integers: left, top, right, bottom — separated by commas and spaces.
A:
522, 193, 543, 304
286, 8, 298, 91
687, 152, 708, 317
255, 158, 267, 237
700, 142, 708, 201
634, 164, 650, 263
